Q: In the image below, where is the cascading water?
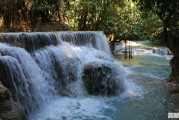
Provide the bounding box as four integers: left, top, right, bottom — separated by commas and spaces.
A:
0, 32, 125, 119
0, 32, 59, 52
152, 47, 169, 55
0, 43, 57, 114
57, 31, 112, 55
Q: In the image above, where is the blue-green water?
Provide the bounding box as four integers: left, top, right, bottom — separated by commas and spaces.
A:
109, 53, 174, 120
109, 41, 176, 120
116, 54, 172, 79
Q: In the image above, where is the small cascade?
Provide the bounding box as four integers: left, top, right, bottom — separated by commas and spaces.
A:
32, 45, 84, 97
0, 43, 57, 114
114, 40, 171, 56
57, 31, 112, 55
0, 32, 125, 118
152, 48, 169, 55
0, 33, 59, 52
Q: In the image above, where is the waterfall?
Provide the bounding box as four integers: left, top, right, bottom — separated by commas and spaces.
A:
0, 32, 111, 54
0, 32, 125, 117
0, 32, 59, 52
152, 48, 169, 55
57, 31, 112, 55
0, 43, 57, 114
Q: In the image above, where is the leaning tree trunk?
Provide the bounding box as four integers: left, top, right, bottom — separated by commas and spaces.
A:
170, 55, 179, 80
168, 38, 179, 82
164, 23, 179, 82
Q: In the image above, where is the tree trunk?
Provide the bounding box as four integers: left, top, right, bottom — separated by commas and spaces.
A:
81, 10, 88, 30
163, 22, 179, 82
170, 55, 179, 76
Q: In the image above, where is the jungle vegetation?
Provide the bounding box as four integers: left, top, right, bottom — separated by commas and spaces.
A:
0, 0, 179, 80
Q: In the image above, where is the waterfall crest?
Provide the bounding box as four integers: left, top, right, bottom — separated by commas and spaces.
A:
0, 32, 111, 54
0, 33, 59, 52
57, 31, 111, 54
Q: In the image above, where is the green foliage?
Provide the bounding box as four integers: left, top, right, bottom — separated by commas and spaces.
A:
0, 0, 167, 42
136, 0, 179, 50
137, 0, 179, 22
33, 0, 62, 22
139, 11, 162, 40
63, 0, 144, 40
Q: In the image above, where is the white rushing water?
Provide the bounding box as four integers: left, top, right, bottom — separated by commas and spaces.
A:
0, 32, 130, 119
114, 40, 171, 56
0, 43, 57, 114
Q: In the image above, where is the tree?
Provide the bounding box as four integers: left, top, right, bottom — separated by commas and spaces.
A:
68, 0, 143, 41
139, 11, 162, 41
136, 0, 179, 81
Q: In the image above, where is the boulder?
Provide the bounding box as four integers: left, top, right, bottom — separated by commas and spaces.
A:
0, 84, 27, 120
0, 84, 11, 102
82, 62, 124, 96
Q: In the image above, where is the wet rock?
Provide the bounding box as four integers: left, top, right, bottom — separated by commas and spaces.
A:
0, 84, 11, 102
0, 84, 27, 120
82, 62, 123, 96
